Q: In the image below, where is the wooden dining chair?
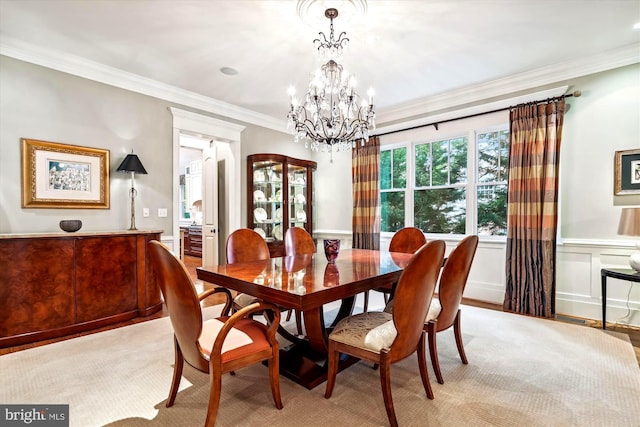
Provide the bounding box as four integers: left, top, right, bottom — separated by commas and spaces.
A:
425, 234, 478, 384
226, 228, 271, 312
148, 240, 283, 427
363, 227, 427, 312
283, 227, 315, 334
325, 240, 446, 427
284, 226, 316, 256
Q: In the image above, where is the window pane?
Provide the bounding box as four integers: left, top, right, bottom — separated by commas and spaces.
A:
392, 147, 407, 188
381, 191, 405, 232
478, 131, 499, 182
380, 150, 391, 190
499, 130, 509, 180
415, 144, 431, 187
477, 184, 508, 235
450, 137, 467, 184
414, 188, 466, 234
432, 141, 449, 186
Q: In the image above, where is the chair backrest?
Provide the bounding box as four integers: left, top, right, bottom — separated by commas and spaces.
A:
390, 240, 445, 362
389, 227, 427, 254
284, 227, 316, 256
436, 235, 478, 332
148, 240, 207, 370
226, 228, 270, 263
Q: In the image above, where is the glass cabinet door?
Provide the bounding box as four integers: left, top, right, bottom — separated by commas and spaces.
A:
251, 159, 283, 242
288, 164, 308, 230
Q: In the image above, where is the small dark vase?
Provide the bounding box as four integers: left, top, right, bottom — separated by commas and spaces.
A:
59, 220, 82, 232
323, 239, 340, 263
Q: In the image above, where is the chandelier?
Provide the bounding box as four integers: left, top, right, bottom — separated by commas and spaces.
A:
287, 7, 375, 159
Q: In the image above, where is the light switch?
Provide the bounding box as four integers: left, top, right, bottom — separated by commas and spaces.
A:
142, 208, 150, 218
158, 208, 168, 217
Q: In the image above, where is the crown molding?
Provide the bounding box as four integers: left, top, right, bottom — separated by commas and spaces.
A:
0, 36, 286, 133
376, 43, 640, 124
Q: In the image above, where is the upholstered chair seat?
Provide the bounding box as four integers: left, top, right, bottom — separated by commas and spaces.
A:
330, 311, 396, 352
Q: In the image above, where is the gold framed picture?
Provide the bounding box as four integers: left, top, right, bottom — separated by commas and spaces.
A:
21, 138, 110, 208
614, 148, 640, 196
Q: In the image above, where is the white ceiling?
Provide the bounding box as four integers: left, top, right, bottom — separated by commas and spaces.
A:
1, 0, 639, 126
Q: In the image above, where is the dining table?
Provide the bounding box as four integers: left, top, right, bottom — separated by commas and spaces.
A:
196, 248, 413, 389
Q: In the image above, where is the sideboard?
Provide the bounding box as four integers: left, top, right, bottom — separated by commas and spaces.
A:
0, 230, 163, 347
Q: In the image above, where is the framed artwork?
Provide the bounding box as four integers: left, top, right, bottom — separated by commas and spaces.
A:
614, 148, 640, 195
21, 138, 110, 208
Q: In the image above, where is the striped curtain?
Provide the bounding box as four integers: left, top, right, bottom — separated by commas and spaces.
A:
352, 136, 381, 250
503, 99, 565, 318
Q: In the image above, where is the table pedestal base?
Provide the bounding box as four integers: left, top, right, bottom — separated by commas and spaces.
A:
277, 343, 361, 390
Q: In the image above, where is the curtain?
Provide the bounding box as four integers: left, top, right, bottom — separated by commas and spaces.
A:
352, 136, 381, 250
503, 99, 565, 318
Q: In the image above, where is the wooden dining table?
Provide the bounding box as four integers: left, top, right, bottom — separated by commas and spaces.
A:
197, 248, 413, 389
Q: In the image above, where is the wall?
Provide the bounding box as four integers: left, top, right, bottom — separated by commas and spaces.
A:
0, 56, 174, 233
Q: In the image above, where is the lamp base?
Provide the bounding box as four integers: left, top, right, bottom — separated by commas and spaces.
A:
629, 253, 640, 272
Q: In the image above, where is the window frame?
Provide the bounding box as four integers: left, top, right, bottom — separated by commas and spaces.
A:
379, 123, 509, 241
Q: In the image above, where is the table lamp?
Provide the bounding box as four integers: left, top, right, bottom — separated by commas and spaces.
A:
617, 207, 640, 271
117, 151, 148, 230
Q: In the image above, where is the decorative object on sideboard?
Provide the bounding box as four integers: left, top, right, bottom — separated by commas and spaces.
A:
614, 148, 640, 195
287, 7, 375, 162
618, 207, 640, 271
117, 150, 148, 230
59, 219, 82, 232
21, 138, 110, 209
324, 239, 340, 263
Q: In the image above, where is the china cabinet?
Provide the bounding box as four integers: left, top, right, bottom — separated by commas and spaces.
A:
247, 154, 317, 257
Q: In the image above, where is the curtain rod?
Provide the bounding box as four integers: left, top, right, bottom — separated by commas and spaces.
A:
375, 90, 581, 137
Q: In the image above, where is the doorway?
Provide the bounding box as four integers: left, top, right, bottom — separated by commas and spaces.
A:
171, 108, 245, 265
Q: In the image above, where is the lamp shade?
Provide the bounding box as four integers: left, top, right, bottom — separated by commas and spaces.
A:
617, 208, 640, 236
117, 154, 148, 174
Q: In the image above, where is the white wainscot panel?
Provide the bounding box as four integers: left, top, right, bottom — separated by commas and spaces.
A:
556, 251, 593, 298
463, 244, 506, 304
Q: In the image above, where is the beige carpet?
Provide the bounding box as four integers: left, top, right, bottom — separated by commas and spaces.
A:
1, 301, 639, 427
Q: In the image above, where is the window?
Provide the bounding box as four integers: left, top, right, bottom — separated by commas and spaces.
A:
380, 127, 509, 237
380, 147, 406, 232
414, 137, 467, 234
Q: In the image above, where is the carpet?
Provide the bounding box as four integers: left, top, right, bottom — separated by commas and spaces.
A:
1, 302, 639, 427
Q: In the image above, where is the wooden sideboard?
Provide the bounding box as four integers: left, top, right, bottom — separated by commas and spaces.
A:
0, 230, 163, 347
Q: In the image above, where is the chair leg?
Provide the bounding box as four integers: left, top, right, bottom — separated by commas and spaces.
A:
204, 368, 223, 427
363, 291, 369, 312
383, 292, 389, 305
269, 352, 283, 409
295, 310, 303, 335
324, 340, 339, 399
427, 321, 444, 384
417, 332, 435, 399
286, 309, 292, 321
379, 350, 398, 427
453, 310, 468, 364
166, 338, 184, 407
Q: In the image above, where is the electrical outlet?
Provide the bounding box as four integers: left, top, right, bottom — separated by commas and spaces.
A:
158, 208, 168, 217
142, 208, 150, 218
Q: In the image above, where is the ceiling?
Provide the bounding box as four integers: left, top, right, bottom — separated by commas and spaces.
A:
1, 0, 639, 127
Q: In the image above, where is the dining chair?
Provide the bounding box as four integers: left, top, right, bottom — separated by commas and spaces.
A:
226, 228, 271, 313
284, 226, 316, 256
424, 234, 478, 384
227, 228, 300, 332
147, 240, 283, 427
325, 240, 445, 427
284, 227, 315, 334
363, 227, 427, 312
